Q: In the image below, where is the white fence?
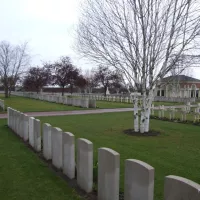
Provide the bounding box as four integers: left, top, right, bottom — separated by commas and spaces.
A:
7, 107, 200, 200
12, 92, 96, 108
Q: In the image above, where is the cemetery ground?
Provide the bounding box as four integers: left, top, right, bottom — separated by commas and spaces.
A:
0, 119, 83, 200
0, 94, 182, 113
38, 112, 200, 200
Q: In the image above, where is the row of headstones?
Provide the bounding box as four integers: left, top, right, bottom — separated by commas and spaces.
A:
90, 95, 134, 103
154, 96, 196, 103
12, 92, 96, 108
151, 105, 200, 122
7, 107, 200, 200
0, 99, 5, 110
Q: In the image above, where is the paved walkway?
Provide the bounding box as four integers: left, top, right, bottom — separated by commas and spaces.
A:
0, 108, 134, 119
0, 104, 190, 119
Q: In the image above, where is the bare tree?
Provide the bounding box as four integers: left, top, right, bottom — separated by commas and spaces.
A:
76, 0, 200, 133
84, 68, 98, 93
23, 67, 51, 93
94, 65, 121, 96
0, 41, 30, 97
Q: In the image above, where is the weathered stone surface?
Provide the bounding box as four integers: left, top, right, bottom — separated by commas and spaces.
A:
81, 99, 89, 108
98, 148, 120, 200
67, 98, 72, 105
19, 113, 24, 138
7, 107, 10, 127
77, 138, 93, 193
23, 114, 29, 141
29, 117, 35, 147
164, 175, 200, 200
63, 132, 75, 179
124, 159, 154, 200
43, 123, 52, 160
89, 99, 96, 108
34, 119, 41, 152
52, 127, 63, 169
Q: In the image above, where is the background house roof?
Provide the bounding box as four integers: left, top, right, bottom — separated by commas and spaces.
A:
161, 75, 200, 82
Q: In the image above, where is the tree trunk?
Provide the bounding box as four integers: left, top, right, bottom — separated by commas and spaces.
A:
4, 86, 8, 98
8, 88, 11, 97
133, 95, 139, 132
62, 87, 64, 96
138, 94, 145, 133
137, 91, 153, 133
70, 85, 73, 94
104, 86, 107, 96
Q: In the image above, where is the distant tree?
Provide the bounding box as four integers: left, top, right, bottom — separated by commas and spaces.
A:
84, 69, 98, 93
46, 56, 80, 96
94, 65, 121, 96
75, 75, 87, 93
0, 41, 30, 97
23, 67, 51, 93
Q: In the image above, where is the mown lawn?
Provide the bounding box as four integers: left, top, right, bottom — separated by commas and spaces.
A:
96, 100, 182, 109
38, 112, 200, 200
0, 95, 85, 112
0, 119, 83, 200
0, 94, 184, 112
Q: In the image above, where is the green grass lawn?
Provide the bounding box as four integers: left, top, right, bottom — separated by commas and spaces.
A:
38, 112, 200, 200
0, 94, 184, 112
96, 100, 183, 109
0, 95, 85, 112
0, 119, 83, 200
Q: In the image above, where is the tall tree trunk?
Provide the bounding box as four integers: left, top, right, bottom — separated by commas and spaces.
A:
104, 86, 107, 96
8, 88, 11, 97
133, 95, 139, 132
137, 91, 154, 133
4, 86, 8, 98
62, 87, 64, 96
140, 94, 146, 133
70, 84, 73, 94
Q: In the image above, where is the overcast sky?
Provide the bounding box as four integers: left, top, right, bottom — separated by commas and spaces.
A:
1, 0, 200, 78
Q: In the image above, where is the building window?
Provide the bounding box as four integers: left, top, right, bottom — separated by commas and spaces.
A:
161, 90, 165, 97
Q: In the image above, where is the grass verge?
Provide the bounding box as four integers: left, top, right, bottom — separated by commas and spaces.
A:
38, 112, 200, 200
0, 119, 83, 200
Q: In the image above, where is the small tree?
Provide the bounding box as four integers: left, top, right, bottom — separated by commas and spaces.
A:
84, 69, 98, 93
94, 65, 121, 96
48, 56, 79, 96
75, 75, 87, 93
0, 41, 30, 97
77, 0, 200, 133
23, 67, 51, 93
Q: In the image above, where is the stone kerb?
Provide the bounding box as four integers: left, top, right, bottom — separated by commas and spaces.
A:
77, 138, 93, 193
34, 119, 41, 152
124, 159, 154, 200
164, 175, 200, 200
98, 148, 120, 200
23, 114, 29, 141
29, 117, 35, 147
63, 132, 75, 179
43, 123, 52, 160
52, 127, 63, 169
